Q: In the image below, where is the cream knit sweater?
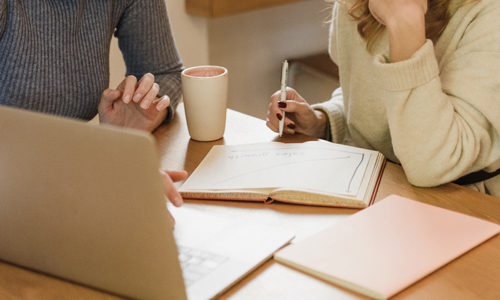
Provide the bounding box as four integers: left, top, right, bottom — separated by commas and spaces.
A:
312, 0, 500, 197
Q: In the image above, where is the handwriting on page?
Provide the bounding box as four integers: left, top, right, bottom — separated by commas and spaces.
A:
183, 143, 370, 196
228, 150, 304, 160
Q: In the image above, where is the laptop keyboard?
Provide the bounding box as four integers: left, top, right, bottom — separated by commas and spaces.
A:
177, 246, 228, 287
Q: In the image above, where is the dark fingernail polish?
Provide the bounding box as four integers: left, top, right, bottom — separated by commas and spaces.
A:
278, 102, 287, 109
276, 113, 282, 121
287, 123, 296, 129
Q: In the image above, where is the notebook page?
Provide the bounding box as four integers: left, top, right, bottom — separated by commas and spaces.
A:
181, 142, 373, 197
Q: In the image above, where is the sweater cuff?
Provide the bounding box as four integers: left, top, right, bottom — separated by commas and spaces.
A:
374, 39, 439, 91
312, 102, 345, 143
162, 92, 181, 124
164, 105, 175, 123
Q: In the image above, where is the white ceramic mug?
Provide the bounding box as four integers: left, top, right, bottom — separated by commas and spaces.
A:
181, 66, 228, 142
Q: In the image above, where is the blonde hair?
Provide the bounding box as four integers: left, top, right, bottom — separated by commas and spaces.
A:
343, 0, 453, 51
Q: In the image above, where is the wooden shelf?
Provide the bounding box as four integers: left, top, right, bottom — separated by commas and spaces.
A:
186, 0, 308, 17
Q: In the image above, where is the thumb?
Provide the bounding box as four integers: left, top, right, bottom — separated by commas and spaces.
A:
99, 89, 122, 109
165, 170, 188, 182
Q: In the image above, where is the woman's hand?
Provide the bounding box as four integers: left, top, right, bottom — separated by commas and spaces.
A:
266, 87, 328, 139
98, 73, 170, 132
368, 0, 427, 62
160, 169, 188, 227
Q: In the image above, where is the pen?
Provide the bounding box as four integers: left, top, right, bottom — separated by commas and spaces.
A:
279, 60, 289, 137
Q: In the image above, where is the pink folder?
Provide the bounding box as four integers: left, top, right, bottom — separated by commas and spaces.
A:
274, 195, 500, 299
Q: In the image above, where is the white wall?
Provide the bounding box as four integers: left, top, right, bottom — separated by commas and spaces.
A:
109, 39, 126, 89
164, 0, 209, 68
209, 0, 331, 119
109, 0, 332, 120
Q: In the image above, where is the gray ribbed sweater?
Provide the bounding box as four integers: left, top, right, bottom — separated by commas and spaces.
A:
0, 0, 183, 122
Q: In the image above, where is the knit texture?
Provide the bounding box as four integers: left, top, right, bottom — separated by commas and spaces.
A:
0, 0, 183, 122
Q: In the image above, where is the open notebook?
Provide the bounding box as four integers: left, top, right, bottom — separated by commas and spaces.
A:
180, 141, 386, 208
274, 195, 500, 299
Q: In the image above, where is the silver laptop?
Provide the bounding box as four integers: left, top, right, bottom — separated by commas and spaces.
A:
0, 105, 295, 300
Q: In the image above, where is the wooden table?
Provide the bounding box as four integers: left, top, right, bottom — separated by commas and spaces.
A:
1, 105, 499, 299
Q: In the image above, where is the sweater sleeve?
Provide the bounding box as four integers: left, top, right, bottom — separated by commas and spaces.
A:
311, 87, 346, 144
373, 3, 500, 187
114, 0, 183, 123
0, 0, 6, 39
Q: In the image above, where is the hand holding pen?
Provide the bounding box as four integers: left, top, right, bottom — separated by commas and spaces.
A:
266, 63, 329, 139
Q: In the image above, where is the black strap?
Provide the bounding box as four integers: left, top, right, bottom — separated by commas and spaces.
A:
453, 169, 500, 186
387, 158, 499, 186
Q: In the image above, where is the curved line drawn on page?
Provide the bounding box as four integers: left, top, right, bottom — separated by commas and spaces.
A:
213, 154, 365, 193
347, 153, 364, 193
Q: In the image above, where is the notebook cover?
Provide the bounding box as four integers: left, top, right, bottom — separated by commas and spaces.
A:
367, 157, 386, 207
274, 195, 500, 299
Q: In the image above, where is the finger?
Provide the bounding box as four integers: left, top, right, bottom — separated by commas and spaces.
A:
99, 89, 122, 108
154, 95, 171, 111
266, 104, 281, 131
271, 111, 296, 135
168, 210, 176, 228
120, 75, 137, 104
165, 170, 188, 182
285, 87, 307, 103
271, 87, 299, 100
266, 118, 279, 133
276, 111, 284, 124
268, 101, 284, 121
140, 82, 160, 109
133, 73, 155, 103
271, 88, 306, 111
116, 78, 127, 92
276, 100, 310, 116
160, 170, 184, 207
270, 90, 282, 104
